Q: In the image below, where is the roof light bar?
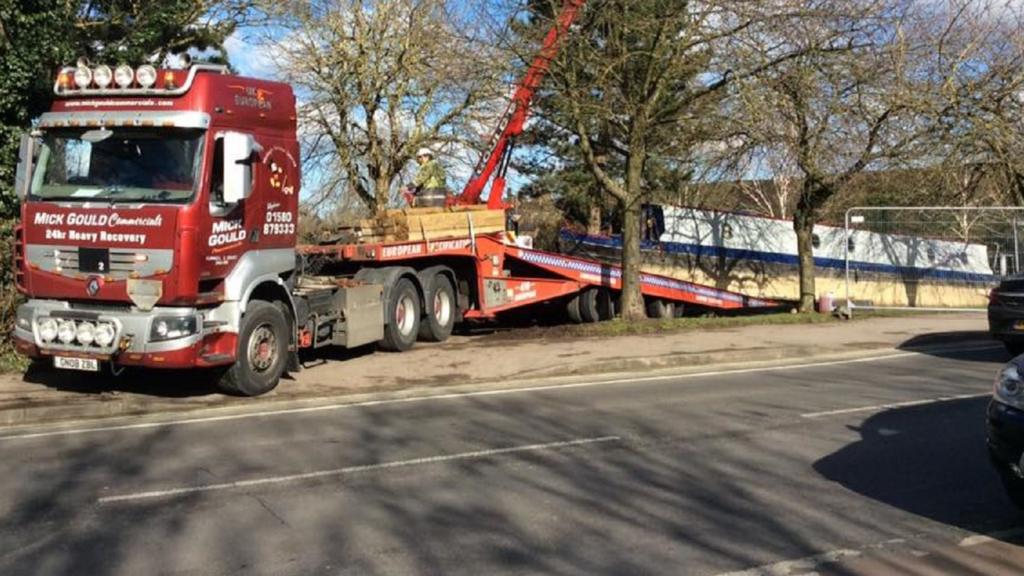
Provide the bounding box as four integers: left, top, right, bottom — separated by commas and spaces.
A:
52, 62, 230, 96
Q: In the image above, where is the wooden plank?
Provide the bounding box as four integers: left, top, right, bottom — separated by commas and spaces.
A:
407, 210, 505, 232
410, 225, 505, 241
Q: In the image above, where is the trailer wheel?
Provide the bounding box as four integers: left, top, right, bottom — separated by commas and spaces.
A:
218, 300, 288, 397
579, 288, 601, 323
379, 277, 421, 352
646, 299, 675, 319
566, 294, 584, 324
418, 273, 456, 342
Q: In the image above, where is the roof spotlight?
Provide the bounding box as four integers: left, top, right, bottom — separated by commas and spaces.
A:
136, 65, 157, 88
114, 64, 134, 88
93, 65, 113, 89
73, 66, 93, 89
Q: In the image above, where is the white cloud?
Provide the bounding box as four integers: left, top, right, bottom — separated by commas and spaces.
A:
224, 33, 278, 78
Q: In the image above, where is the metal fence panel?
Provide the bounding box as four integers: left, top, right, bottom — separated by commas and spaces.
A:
843, 206, 1024, 314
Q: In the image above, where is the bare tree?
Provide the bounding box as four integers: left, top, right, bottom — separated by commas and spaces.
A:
928, 1, 1024, 206
260, 0, 503, 213
730, 0, 932, 312
540, 0, 813, 320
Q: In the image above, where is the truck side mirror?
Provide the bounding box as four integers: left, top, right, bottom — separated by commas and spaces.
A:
223, 131, 256, 204
14, 133, 37, 201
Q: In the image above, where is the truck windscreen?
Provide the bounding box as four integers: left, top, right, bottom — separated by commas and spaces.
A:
29, 128, 204, 204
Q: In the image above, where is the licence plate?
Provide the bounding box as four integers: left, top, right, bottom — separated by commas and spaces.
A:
53, 356, 100, 372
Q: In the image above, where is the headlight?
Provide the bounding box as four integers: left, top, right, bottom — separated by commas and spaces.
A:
57, 320, 77, 344
38, 318, 58, 342
995, 364, 1024, 409
76, 322, 96, 346
114, 65, 134, 88
94, 323, 116, 347
136, 65, 157, 88
150, 316, 197, 342
73, 66, 93, 89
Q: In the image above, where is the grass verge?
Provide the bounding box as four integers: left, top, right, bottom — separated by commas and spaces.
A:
0, 343, 28, 373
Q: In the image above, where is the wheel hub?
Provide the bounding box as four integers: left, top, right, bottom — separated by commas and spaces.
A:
249, 325, 278, 372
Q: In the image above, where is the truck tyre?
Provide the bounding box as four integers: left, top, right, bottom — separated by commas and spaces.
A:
596, 289, 615, 321
673, 302, 685, 318
418, 273, 456, 342
379, 277, 421, 352
566, 294, 584, 324
218, 300, 288, 397
579, 288, 600, 323
646, 299, 672, 319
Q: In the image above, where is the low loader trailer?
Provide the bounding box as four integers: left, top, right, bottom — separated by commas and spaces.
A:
9, 4, 775, 396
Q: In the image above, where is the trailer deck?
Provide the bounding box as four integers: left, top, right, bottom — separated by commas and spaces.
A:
299, 231, 779, 319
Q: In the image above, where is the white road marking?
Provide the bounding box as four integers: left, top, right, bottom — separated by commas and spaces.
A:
98, 435, 620, 504
717, 528, 1024, 576
800, 393, 990, 419
712, 538, 909, 576
714, 548, 863, 576
0, 343, 1000, 442
958, 527, 1024, 547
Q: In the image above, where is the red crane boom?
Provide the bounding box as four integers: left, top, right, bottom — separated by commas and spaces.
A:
459, 0, 586, 209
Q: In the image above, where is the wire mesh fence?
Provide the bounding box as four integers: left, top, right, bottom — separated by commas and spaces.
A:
842, 207, 1024, 313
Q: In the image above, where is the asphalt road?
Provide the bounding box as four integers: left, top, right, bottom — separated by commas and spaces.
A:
0, 343, 1021, 575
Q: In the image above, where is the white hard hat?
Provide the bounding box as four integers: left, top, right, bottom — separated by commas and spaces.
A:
416, 147, 434, 158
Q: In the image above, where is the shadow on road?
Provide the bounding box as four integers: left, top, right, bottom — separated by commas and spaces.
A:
814, 396, 1022, 539
0, 341, 1020, 574
19, 364, 222, 398
898, 331, 1006, 364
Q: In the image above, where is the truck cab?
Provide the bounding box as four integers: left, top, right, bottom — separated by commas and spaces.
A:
11, 63, 301, 391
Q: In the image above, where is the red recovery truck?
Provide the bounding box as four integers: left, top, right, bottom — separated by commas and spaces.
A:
10, 4, 775, 396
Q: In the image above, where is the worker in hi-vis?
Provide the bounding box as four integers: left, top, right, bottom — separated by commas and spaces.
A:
406, 147, 448, 207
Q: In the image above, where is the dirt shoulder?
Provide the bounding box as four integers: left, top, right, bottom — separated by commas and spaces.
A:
0, 312, 997, 430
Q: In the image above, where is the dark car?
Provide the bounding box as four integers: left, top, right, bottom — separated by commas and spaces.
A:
988, 356, 1024, 508
988, 276, 1024, 356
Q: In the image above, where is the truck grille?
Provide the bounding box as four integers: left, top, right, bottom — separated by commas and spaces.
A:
52, 248, 139, 275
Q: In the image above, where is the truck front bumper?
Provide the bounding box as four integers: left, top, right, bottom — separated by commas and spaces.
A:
12, 299, 239, 369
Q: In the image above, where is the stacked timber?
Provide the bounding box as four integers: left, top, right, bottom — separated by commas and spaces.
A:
351, 206, 506, 244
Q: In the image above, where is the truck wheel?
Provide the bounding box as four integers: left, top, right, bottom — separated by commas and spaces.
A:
596, 289, 615, 321
380, 277, 421, 352
418, 273, 456, 342
673, 302, 685, 318
579, 288, 600, 323
218, 300, 288, 397
566, 294, 583, 324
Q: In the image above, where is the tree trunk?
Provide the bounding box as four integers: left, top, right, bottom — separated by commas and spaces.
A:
588, 204, 602, 235
792, 202, 817, 313
619, 200, 646, 321
375, 173, 391, 214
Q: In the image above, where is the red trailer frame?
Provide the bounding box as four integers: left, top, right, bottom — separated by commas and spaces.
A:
300, 231, 777, 320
